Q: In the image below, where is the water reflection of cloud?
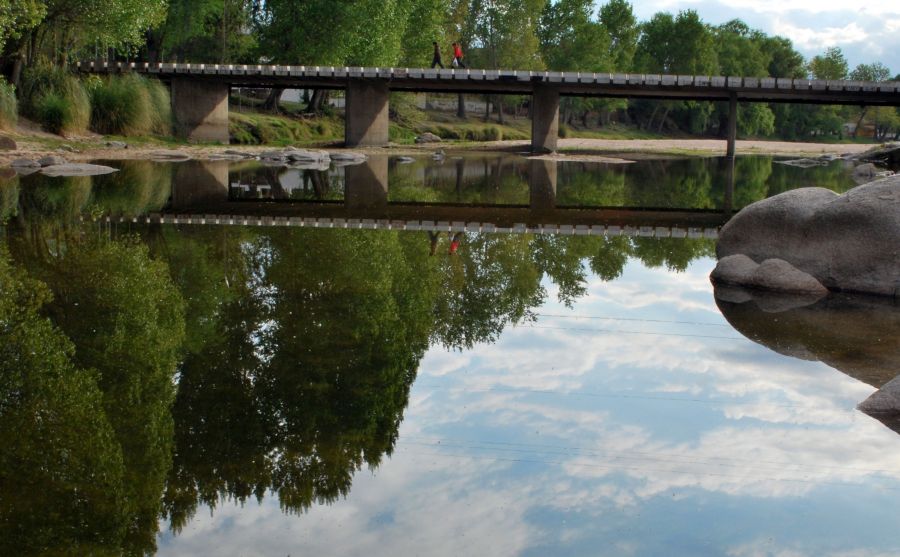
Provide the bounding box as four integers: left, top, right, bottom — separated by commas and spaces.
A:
159, 256, 900, 556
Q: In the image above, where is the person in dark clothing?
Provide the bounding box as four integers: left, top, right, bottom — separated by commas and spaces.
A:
431, 42, 444, 69
451, 42, 466, 68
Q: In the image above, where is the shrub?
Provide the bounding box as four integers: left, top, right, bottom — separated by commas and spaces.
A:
558, 124, 569, 138
484, 126, 502, 141
90, 74, 152, 135
20, 65, 90, 135
0, 77, 17, 130
34, 93, 70, 134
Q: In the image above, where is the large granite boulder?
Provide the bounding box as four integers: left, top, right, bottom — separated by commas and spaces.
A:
715, 175, 900, 297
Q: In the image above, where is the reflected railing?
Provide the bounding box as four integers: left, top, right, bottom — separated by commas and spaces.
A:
160, 157, 733, 237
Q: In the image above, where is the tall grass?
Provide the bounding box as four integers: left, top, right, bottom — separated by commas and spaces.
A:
87, 74, 171, 136
20, 65, 90, 135
0, 77, 17, 130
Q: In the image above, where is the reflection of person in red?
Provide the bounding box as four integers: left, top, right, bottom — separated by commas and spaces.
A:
449, 231, 463, 254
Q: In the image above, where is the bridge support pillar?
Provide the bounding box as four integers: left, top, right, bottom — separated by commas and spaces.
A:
170, 161, 229, 209
171, 78, 230, 143
529, 159, 557, 213
346, 81, 390, 147
532, 84, 560, 153
345, 157, 389, 214
726, 93, 737, 158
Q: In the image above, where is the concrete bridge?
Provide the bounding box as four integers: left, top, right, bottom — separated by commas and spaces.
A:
150, 158, 730, 236
79, 61, 900, 152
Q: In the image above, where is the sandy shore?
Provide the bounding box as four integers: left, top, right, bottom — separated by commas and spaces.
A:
0, 127, 878, 167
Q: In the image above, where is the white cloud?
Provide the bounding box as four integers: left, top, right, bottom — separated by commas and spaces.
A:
771, 20, 869, 50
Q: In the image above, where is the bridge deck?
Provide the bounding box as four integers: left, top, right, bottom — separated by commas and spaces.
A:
79, 61, 900, 105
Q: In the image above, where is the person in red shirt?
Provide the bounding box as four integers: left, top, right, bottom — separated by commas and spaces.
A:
451, 42, 467, 68
449, 232, 463, 254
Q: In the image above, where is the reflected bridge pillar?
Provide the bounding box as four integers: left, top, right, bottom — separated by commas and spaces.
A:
345, 80, 390, 147
171, 77, 230, 143
345, 157, 388, 214
529, 158, 557, 213
532, 84, 560, 153
726, 93, 737, 158
170, 160, 230, 210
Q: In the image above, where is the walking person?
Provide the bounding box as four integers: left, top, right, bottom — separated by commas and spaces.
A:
431, 41, 444, 69
451, 42, 467, 68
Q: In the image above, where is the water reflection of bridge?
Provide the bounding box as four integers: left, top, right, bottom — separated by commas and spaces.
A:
162, 158, 732, 237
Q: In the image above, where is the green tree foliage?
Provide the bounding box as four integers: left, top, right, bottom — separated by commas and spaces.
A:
151, 0, 256, 63
255, 0, 416, 66
808, 46, 849, 80
598, 0, 638, 71
0, 248, 128, 556
0, 1, 45, 54
636, 10, 714, 75
539, 0, 611, 72
758, 36, 806, 78
849, 62, 891, 82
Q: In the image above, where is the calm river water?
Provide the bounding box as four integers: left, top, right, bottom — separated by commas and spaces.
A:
2, 154, 899, 556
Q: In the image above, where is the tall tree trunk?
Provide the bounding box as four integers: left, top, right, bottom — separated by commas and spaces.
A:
852, 107, 868, 139
484, 96, 491, 122
263, 88, 284, 113
644, 104, 660, 131
457, 94, 466, 119
497, 97, 505, 125
306, 89, 329, 114
657, 106, 671, 133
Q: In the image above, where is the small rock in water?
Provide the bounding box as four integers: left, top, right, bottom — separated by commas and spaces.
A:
40, 163, 119, 177
10, 158, 40, 168
106, 140, 128, 149
775, 158, 828, 168
290, 161, 331, 171
0, 135, 17, 150
38, 155, 68, 167
59, 144, 78, 153
222, 149, 256, 159
284, 148, 331, 163
329, 151, 367, 162
149, 150, 191, 162
397, 156, 415, 164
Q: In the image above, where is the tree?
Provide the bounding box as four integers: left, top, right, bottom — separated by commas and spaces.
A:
848, 62, 892, 137
757, 35, 805, 79
148, 0, 256, 64
539, 0, 610, 72
598, 0, 638, 71
808, 46, 848, 80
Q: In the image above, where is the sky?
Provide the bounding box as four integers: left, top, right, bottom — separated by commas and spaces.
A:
630, 0, 900, 77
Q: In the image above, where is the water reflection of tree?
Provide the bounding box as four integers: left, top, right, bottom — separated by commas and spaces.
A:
1, 175, 723, 547
158, 228, 437, 527
1, 234, 185, 556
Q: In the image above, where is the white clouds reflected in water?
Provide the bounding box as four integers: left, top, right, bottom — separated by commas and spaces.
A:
158, 257, 900, 556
